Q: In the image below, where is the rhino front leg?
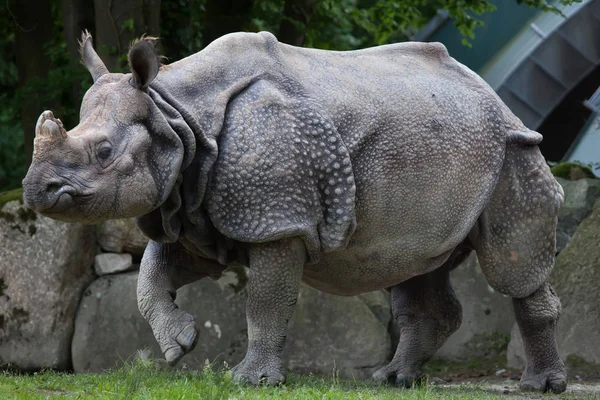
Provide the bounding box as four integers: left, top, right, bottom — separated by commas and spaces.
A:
232, 238, 305, 385
137, 240, 199, 366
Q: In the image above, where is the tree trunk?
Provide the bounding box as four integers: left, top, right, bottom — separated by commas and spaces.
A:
93, 0, 160, 71
278, 0, 317, 46
11, 0, 56, 168
203, 0, 254, 47
60, 0, 95, 116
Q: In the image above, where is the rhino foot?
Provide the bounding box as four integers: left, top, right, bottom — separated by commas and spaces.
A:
520, 370, 567, 394
231, 356, 286, 386
149, 307, 198, 367
372, 366, 425, 388
164, 323, 198, 366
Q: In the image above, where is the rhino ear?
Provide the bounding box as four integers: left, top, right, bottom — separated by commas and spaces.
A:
78, 30, 109, 82
128, 36, 160, 91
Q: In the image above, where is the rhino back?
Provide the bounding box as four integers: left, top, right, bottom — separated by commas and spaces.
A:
277, 39, 525, 148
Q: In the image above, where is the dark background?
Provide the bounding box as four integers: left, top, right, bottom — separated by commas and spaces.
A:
0, 0, 581, 191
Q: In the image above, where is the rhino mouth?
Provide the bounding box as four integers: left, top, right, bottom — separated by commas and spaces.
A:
24, 184, 79, 214
43, 191, 75, 214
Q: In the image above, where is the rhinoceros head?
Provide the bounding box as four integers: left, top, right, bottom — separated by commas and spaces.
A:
22, 31, 183, 224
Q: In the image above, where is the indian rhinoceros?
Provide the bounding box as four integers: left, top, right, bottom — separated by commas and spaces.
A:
22, 30, 566, 393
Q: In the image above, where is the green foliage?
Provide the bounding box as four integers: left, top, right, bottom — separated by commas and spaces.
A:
300, 0, 436, 50
441, 0, 496, 47
252, 0, 286, 34
122, 18, 136, 33
518, 0, 580, 14
160, 0, 205, 61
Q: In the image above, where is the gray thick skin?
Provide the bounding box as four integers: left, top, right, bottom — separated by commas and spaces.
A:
22, 31, 566, 393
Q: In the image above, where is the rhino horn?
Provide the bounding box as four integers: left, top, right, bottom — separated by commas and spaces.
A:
79, 30, 109, 82
33, 110, 67, 158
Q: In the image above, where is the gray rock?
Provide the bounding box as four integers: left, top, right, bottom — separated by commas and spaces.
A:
72, 272, 248, 372
94, 253, 134, 276
0, 200, 95, 371
97, 219, 148, 257
551, 198, 600, 365
506, 323, 525, 370
436, 253, 514, 360
507, 199, 600, 369
555, 178, 600, 253
356, 290, 391, 329
72, 272, 391, 378
284, 285, 392, 379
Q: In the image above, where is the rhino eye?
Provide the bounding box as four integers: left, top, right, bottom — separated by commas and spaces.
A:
97, 145, 112, 161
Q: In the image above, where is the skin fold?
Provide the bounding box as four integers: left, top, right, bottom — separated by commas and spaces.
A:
22, 31, 566, 393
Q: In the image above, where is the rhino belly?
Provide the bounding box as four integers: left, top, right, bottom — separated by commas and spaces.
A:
301, 224, 459, 296
301, 128, 504, 296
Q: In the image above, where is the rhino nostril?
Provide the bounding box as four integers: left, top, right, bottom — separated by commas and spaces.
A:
46, 181, 63, 194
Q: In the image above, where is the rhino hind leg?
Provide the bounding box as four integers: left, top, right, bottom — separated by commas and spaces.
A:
473, 144, 566, 394
512, 283, 566, 393
372, 251, 468, 387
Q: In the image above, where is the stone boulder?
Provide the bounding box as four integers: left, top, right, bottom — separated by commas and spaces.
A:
0, 199, 95, 370
555, 178, 600, 253
435, 253, 514, 360
507, 199, 600, 370
94, 253, 134, 276
72, 271, 392, 378
72, 271, 248, 372
506, 323, 525, 369
285, 286, 391, 379
97, 219, 149, 257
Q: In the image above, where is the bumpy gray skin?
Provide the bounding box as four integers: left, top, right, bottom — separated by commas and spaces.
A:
22, 31, 566, 393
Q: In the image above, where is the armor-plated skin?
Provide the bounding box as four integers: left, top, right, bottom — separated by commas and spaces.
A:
22, 31, 566, 393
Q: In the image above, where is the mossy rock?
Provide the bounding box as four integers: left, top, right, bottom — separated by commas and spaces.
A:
0, 187, 24, 208
550, 162, 597, 180
0, 187, 36, 224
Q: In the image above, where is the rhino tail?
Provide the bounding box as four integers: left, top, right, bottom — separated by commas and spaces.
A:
506, 128, 543, 145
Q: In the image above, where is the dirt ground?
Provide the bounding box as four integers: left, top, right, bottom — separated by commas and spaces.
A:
426, 358, 600, 399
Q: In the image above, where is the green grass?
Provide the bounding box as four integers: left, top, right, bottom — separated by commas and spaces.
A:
0, 360, 597, 400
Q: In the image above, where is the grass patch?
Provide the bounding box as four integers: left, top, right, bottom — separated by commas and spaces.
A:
0, 359, 597, 400
424, 353, 508, 378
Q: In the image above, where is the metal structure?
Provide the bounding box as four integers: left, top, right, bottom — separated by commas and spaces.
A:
492, 0, 600, 130
584, 84, 600, 114
415, 0, 600, 168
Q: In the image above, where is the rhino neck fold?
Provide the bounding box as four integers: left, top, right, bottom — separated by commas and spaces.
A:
136, 74, 262, 264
